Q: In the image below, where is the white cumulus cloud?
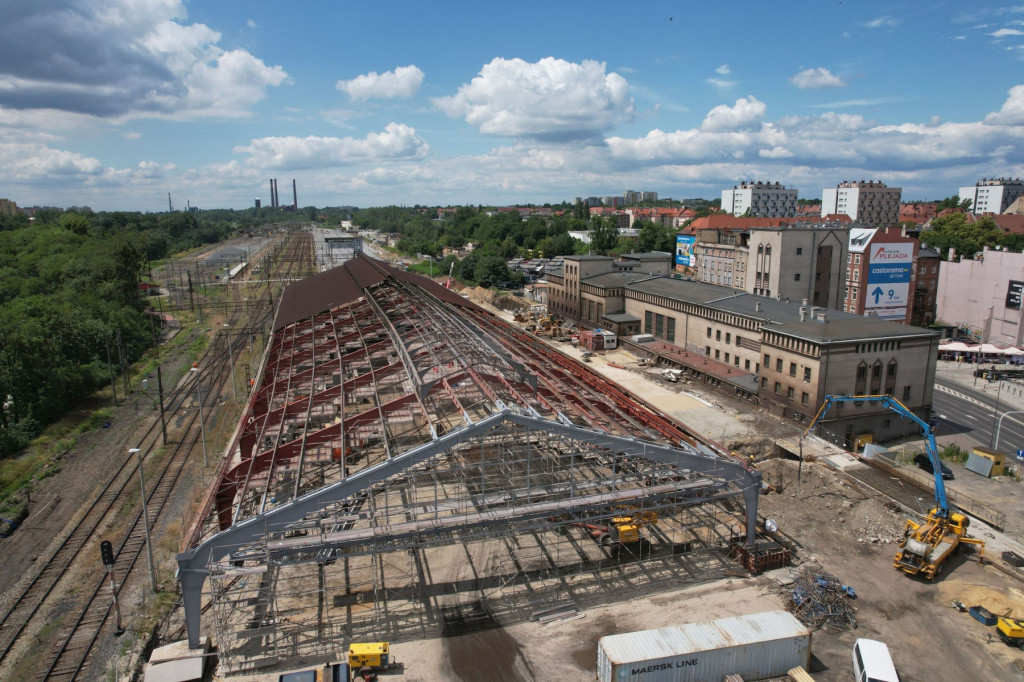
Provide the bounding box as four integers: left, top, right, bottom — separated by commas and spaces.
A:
790, 67, 846, 90
336, 65, 425, 101
0, 1, 288, 120
716, 64, 731, 75
235, 123, 429, 169
432, 57, 634, 141
701, 96, 766, 131
985, 84, 1024, 125
991, 28, 1024, 37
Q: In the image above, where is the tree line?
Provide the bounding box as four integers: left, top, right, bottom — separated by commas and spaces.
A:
354, 205, 678, 287
0, 206, 290, 456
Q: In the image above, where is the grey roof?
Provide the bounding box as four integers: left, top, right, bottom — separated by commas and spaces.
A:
627, 277, 747, 305
566, 254, 615, 261
584, 271, 656, 288
604, 312, 640, 323
764, 316, 937, 343
620, 251, 673, 260
626, 276, 937, 343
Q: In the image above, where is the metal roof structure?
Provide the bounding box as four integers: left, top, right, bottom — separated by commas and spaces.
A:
176, 254, 761, 662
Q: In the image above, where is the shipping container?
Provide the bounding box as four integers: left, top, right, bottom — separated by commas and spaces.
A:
597, 610, 811, 682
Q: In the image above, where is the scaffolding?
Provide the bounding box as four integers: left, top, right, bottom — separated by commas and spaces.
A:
178, 255, 764, 672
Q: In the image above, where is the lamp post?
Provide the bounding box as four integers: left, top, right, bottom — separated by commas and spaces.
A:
190, 365, 208, 466
130, 448, 158, 592
988, 379, 1005, 448
138, 370, 168, 446
224, 323, 237, 400
993, 409, 1024, 451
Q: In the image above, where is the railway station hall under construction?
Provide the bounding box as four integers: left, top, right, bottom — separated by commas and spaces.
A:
175, 254, 772, 672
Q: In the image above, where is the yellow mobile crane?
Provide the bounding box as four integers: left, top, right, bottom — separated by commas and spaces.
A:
805, 395, 984, 580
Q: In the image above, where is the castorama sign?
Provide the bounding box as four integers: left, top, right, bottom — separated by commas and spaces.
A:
675, 234, 695, 268
866, 242, 913, 319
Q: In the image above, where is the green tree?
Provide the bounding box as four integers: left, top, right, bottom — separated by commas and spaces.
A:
636, 220, 675, 253
921, 214, 1001, 259
474, 253, 511, 288
590, 217, 619, 255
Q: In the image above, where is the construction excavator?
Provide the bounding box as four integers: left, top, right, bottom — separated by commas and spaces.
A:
805, 394, 984, 580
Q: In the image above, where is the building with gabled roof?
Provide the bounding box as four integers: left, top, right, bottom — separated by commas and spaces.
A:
176, 250, 762, 668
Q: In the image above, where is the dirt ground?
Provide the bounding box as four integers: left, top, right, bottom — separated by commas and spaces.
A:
276, 458, 1023, 682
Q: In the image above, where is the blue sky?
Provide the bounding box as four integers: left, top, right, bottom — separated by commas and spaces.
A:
1, 1, 1024, 212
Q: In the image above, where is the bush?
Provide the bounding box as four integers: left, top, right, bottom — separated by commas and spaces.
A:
0, 419, 40, 458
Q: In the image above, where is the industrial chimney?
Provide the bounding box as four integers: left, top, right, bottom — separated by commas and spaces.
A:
269, 179, 275, 208
292, 179, 298, 210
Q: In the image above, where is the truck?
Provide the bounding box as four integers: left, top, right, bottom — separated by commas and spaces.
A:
804, 394, 984, 580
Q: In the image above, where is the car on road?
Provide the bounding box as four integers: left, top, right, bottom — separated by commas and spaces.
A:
913, 454, 954, 480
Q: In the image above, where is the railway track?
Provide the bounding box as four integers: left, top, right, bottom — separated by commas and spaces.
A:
0, 231, 317, 679
1, 229, 331, 679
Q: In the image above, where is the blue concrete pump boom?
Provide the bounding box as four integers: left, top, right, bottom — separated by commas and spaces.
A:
803, 394, 947, 518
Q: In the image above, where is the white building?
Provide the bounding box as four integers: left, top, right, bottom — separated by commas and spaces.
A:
821, 180, 901, 227
958, 178, 1024, 215
722, 181, 798, 218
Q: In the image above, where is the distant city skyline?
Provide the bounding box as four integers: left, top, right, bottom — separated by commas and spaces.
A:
1, 1, 1023, 211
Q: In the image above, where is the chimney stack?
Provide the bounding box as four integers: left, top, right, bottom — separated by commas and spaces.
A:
799, 307, 807, 322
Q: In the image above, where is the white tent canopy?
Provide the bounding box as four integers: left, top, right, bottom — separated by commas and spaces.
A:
938, 341, 978, 352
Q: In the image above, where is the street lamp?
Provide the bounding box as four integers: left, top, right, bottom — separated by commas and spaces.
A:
137, 370, 168, 446
190, 365, 208, 466
993, 410, 1024, 452
129, 448, 158, 592
224, 324, 237, 400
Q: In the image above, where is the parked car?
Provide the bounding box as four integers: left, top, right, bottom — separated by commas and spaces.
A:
913, 453, 954, 480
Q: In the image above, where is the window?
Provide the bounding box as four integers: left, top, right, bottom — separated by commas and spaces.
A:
725, 333, 731, 343
707, 326, 712, 337
715, 349, 720, 360
804, 367, 812, 382
716, 330, 721, 341
903, 385, 911, 400
794, 273, 801, 281
724, 352, 730, 363
787, 387, 794, 399
790, 362, 797, 376
776, 358, 783, 372
796, 247, 803, 255
761, 377, 768, 388
764, 353, 770, 367
801, 392, 809, 405
745, 359, 751, 370
706, 346, 711, 356
774, 381, 781, 394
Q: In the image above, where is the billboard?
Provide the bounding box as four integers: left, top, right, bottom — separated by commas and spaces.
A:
1007, 280, 1024, 310
675, 234, 695, 267
866, 242, 913, 313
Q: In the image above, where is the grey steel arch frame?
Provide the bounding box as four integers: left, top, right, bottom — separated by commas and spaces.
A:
176, 409, 760, 649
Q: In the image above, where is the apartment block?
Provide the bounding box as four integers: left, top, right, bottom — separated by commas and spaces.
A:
822, 180, 901, 227
722, 181, 798, 218
958, 178, 1024, 215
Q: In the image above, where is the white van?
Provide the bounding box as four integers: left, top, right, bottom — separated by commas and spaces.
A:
852, 638, 900, 682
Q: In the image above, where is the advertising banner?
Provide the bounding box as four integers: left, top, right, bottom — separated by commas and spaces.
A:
866, 242, 912, 312
675, 234, 695, 268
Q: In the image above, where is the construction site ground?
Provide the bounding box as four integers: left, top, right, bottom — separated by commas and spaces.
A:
248, 307, 1024, 682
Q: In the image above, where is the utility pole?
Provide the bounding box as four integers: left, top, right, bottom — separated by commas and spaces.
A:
130, 448, 158, 592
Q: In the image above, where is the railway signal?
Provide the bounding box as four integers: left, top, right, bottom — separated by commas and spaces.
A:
100, 539, 124, 636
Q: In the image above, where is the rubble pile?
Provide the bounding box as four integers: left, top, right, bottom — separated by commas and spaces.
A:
783, 566, 858, 631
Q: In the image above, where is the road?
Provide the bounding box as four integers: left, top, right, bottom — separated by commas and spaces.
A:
933, 376, 1024, 454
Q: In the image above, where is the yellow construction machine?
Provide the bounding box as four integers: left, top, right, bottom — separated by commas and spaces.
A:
571, 510, 659, 547
806, 395, 984, 580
